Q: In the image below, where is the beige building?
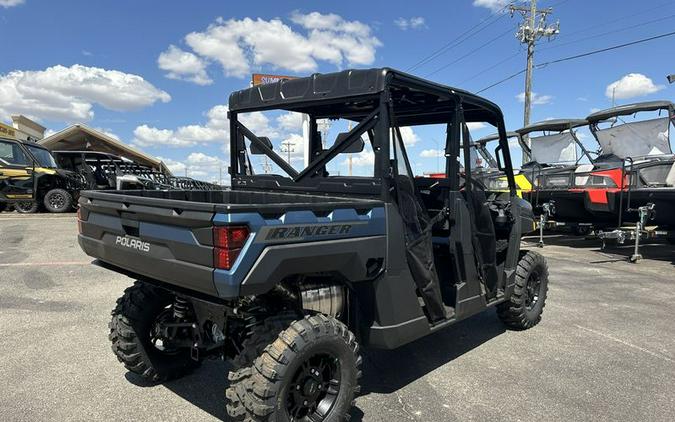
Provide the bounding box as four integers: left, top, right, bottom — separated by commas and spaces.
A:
1, 115, 46, 142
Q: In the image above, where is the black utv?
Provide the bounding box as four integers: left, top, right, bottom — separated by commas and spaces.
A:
0, 137, 85, 213
77, 68, 549, 421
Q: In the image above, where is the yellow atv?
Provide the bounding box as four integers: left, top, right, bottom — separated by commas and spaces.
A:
0, 135, 85, 213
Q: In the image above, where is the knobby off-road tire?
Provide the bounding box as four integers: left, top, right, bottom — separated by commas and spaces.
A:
226, 314, 362, 422
43, 188, 73, 213
109, 281, 199, 382
497, 250, 549, 330
14, 200, 39, 213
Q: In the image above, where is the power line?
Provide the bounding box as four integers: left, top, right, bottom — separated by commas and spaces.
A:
458, 51, 522, 85
477, 29, 675, 93
537, 30, 675, 67
540, 12, 675, 52
464, 1, 671, 90
425, 26, 516, 77
406, 4, 511, 72
552, 0, 674, 41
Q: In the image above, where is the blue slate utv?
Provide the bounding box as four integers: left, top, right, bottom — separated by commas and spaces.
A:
77, 68, 548, 421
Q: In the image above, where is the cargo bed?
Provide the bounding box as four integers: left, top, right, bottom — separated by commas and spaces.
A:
77, 189, 386, 297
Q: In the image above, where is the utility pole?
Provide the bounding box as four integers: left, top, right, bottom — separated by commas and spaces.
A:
510, 1, 559, 159
280, 140, 295, 166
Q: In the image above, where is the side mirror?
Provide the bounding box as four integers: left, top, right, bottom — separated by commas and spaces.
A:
250, 136, 273, 155
335, 132, 365, 153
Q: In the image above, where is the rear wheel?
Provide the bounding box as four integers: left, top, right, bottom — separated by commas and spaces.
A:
226, 314, 361, 421
498, 251, 549, 330
14, 200, 39, 213
108, 281, 200, 382
43, 188, 73, 213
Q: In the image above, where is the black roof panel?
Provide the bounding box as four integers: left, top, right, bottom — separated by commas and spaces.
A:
228, 67, 502, 121
516, 119, 588, 135
586, 100, 674, 123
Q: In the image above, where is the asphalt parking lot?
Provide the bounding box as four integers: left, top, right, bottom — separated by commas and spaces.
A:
1, 213, 674, 422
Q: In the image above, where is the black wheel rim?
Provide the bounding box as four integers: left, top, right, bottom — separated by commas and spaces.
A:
525, 271, 542, 311
16, 201, 33, 211
49, 193, 65, 209
286, 352, 341, 421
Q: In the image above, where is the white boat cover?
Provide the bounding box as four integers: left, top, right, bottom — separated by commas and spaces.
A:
594, 117, 671, 159
530, 132, 578, 164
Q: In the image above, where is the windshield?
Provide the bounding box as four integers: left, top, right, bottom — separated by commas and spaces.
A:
594, 117, 672, 159
529, 132, 578, 164
26, 144, 58, 168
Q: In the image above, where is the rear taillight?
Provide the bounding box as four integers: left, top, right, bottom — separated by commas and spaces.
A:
213, 225, 250, 270
76, 207, 84, 233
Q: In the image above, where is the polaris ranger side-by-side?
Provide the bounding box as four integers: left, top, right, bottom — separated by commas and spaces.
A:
77, 68, 549, 421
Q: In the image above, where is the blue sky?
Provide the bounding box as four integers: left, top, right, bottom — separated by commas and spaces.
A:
1, 0, 673, 181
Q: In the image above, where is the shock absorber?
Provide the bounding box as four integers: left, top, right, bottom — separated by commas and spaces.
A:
173, 296, 189, 320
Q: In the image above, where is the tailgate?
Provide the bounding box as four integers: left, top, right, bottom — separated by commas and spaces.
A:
77, 192, 217, 295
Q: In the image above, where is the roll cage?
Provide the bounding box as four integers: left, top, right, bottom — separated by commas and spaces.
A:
228, 68, 516, 199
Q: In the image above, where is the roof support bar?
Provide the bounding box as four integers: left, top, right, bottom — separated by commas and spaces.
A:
294, 108, 379, 182
236, 121, 299, 179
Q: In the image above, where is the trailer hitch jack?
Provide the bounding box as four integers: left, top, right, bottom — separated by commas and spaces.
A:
538, 201, 555, 248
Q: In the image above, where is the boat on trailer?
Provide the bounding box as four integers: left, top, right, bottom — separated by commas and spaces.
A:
586, 100, 675, 229
514, 119, 609, 226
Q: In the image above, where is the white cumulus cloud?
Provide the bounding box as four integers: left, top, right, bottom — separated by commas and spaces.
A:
158, 45, 213, 85
276, 112, 305, 132
605, 73, 664, 100
133, 104, 230, 148
157, 153, 227, 182
516, 92, 553, 105
0, 64, 170, 122
420, 149, 444, 158
394, 17, 426, 30
0, 0, 24, 8
399, 126, 420, 146
164, 12, 381, 81
473, 0, 510, 12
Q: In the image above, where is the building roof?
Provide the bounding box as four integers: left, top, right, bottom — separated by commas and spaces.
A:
39, 124, 171, 175
516, 119, 588, 136
11, 114, 47, 134
586, 100, 674, 123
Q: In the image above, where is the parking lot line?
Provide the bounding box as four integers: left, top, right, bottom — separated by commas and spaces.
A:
575, 324, 675, 364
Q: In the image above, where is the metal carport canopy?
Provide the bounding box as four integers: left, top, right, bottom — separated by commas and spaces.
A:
39, 124, 171, 175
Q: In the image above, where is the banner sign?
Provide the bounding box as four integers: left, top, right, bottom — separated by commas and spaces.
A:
252, 73, 297, 86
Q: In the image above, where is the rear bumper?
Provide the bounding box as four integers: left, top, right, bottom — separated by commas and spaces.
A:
78, 234, 218, 296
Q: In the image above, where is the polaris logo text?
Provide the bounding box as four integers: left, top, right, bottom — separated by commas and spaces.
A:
265, 224, 353, 241
115, 236, 150, 252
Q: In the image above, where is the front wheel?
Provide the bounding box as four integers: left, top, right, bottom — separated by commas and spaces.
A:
226, 314, 361, 421
14, 200, 39, 213
43, 188, 73, 213
497, 251, 549, 330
